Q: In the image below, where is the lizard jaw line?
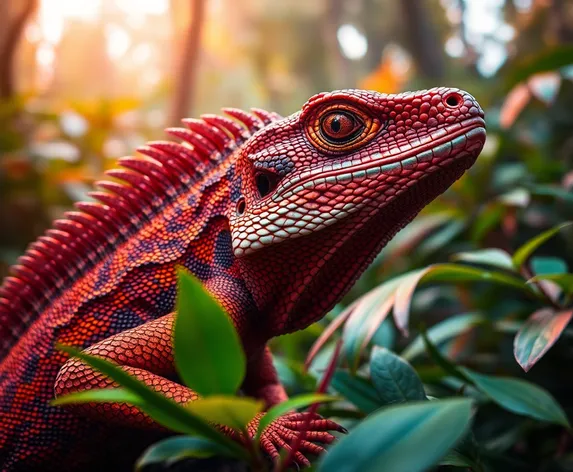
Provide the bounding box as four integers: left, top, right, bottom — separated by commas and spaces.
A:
272, 116, 486, 202
232, 123, 485, 258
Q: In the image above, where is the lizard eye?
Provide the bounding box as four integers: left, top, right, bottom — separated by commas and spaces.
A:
320, 111, 363, 143
305, 102, 382, 153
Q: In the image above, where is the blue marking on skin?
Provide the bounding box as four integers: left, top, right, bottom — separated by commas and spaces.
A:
380, 162, 401, 173
214, 230, 233, 269
401, 156, 417, 169
432, 141, 452, 158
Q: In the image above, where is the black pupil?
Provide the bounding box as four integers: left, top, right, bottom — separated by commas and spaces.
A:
331, 117, 341, 133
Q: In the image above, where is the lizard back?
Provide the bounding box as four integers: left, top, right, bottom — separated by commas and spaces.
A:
0, 108, 278, 361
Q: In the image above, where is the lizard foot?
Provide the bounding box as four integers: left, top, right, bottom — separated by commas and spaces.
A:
248, 412, 346, 468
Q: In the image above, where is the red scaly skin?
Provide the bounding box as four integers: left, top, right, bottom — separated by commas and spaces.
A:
0, 88, 485, 471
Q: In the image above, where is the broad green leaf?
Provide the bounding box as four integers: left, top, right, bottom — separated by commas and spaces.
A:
175, 269, 246, 396
505, 46, 573, 89
57, 345, 247, 458
440, 449, 483, 471
514, 308, 573, 372
460, 367, 569, 427
422, 264, 527, 292
471, 204, 505, 243
331, 370, 380, 413
256, 393, 339, 441
187, 396, 263, 432
317, 399, 473, 472
497, 188, 531, 207
452, 249, 515, 271
534, 259, 570, 280
530, 257, 568, 276
369, 347, 426, 404
402, 313, 485, 361
527, 274, 573, 294
52, 388, 142, 406
420, 330, 468, 382
136, 436, 232, 470
393, 264, 527, 334
512, 222, 573, 268
372, 319, 396, 350
528, 184, 573, 204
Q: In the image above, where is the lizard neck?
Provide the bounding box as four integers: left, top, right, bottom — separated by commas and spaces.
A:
236, 162, 469, 337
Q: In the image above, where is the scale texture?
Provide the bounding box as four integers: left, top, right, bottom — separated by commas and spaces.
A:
0, 88, 486, 471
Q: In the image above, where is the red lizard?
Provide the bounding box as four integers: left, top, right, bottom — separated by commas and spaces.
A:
0, 88, 485, 471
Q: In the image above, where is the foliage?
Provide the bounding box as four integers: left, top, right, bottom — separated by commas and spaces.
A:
6, 2, 573, 471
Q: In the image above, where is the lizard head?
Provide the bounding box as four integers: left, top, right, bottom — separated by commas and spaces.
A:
229, 88, 485, 334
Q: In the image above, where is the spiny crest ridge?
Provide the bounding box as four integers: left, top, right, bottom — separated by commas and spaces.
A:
0, 108, 277, 358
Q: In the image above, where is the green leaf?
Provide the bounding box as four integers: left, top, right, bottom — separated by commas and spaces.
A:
420, 330, 468, 382
369, 347, 426, 405
514, 308, 573, 372
528, 184, 573, 204
402, 314, 485, 361
527, 274, 573, 294
175, 269, 246, 396
460, 367, 570, 427
530, 257, 568, 276
187, 396, 263, 432
393, 264, 528, 335
136, 436, 232, 470
452, 249, 515, 271
440, 449, 481, 470
497, 188, 531, 207
256, 393, 339, 441
331, 370, 380, 413
52, 388, 142, 406
56, 345, 247, 459
512, 222, 573, 269
422, 264, 527, 292
505, 46, 573, 89
317, 399, 473, 472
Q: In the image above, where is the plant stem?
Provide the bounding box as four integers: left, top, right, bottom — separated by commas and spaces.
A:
275, 339, 342, 472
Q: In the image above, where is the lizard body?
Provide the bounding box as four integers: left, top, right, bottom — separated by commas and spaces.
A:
0, 88, 485, 471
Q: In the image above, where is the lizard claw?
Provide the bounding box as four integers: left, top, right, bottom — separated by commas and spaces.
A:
247, 412, 345, 468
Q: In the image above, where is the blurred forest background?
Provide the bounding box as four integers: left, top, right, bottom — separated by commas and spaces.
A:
3, 1, 573, 470
1, 0, 571, 280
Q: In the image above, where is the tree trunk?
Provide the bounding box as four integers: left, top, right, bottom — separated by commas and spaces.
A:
168, 0, 206, 125
399, 0, 445, 80
0, 0, 38, 99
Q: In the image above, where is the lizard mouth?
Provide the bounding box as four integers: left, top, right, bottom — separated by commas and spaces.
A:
273, 116, 486, 201
232, 117, 485, 257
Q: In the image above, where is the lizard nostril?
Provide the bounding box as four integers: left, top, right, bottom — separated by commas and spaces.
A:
444, 93, 462, 108
236, 198, 246, 215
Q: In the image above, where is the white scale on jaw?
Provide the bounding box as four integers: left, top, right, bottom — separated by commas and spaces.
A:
232, 127, 477, 257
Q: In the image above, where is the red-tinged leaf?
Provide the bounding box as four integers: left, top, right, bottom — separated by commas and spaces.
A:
343, 278, 402, 369
359, 295, 397, 352
514, 308, 573, 372
499, 83, 531, 129
393, 268, 433, 335
305, 304, 355, 370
